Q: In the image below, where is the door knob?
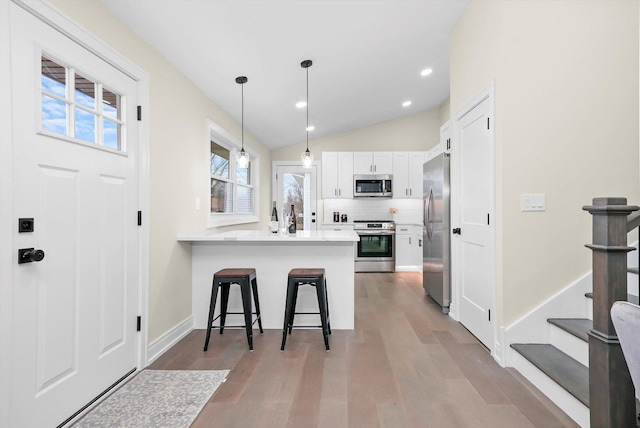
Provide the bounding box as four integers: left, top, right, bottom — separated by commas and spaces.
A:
18, 248, 45, 264
452, 228, 461, 235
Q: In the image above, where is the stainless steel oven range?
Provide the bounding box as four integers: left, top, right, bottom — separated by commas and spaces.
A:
353, 220, 395, 272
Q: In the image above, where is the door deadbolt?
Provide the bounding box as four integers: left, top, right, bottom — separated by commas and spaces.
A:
18, 248, 45, 264
452, 228, 461, 235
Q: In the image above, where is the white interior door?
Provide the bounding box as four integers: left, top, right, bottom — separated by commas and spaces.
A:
9, 3, 139, 426
273, 163, 318, 230
452, 87, 495, 351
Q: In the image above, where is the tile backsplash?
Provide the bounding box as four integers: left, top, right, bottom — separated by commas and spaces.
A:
323, 198, 423, 225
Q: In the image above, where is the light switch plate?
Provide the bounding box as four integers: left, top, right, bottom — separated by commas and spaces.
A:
521, 194, 545, 212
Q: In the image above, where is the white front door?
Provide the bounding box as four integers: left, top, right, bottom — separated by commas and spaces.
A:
8, 3, 139, 426
452, 86, 495, 351
273, 163, 318, 230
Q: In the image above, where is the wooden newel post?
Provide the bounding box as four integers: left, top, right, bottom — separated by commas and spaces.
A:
583, 197, 638, 428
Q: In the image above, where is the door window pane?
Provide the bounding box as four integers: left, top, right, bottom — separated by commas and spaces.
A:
74, 73, 96, 110
103, 119, 120, 150
42, 95, 67, 135
102, 87, 120, 119
75, 108, 96, 143
283, 172, 308, 231
41, 56, 66, 97
210, 141, 230, 178
211, 179, 233, 213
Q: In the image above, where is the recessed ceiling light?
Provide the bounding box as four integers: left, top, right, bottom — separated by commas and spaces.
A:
306, 125, 315, 131
296, 101, 307, 108
421, 68, 433, 76
402, 101, 412, 107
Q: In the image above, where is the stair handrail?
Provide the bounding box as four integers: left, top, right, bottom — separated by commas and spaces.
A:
583, 197, 638, 428
627, 210, 640, 232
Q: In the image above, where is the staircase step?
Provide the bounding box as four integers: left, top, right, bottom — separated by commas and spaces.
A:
547, 318, 591, 342
585, 291, 638, 304
510, 343, 589, 407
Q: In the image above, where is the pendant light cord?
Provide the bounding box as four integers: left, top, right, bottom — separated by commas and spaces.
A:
306, 65, 309, 151
241, 81, 244, 150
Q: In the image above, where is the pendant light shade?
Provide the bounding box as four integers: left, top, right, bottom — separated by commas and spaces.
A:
235, 76, 249, 169
300, 60, 313, 169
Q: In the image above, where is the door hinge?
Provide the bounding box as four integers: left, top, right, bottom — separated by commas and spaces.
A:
487, 117, 490, 129
487, 213, 490, 225
446, 138, 451, 151
137, 106, 142, 121
488, 309, 491, 321
137, 211, 142, 226
137, 316, 142, 332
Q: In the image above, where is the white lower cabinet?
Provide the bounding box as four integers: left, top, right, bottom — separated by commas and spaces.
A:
395, 225, 422, 271
413, 228, 423, 271
322, 224, 354, 232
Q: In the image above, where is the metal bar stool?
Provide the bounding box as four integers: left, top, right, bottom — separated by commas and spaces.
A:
281, 268, 331, 351
204, 268, 263, 351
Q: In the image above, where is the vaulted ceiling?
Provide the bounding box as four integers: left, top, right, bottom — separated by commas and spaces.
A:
100, 0, 470, 149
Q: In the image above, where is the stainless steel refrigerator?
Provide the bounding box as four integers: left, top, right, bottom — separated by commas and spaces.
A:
423, 153, 451, 314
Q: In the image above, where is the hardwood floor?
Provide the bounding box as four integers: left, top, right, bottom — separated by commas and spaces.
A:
149, 272, 579, 427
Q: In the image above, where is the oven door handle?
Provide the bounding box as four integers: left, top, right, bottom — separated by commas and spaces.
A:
356, 231, 395, 236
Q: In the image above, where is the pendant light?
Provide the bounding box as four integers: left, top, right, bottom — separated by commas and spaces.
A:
235, 76, 249, 169
300, 60, 314, 169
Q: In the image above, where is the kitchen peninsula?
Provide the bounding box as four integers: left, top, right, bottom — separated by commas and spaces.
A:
178, 229, 359, 330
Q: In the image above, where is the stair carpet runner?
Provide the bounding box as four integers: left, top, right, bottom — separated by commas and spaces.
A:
510, 290, 640, 423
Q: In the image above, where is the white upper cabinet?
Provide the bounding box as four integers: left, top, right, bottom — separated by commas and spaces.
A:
441, 120, 451, 154
393, 152, 426, 199
353, 152, 393, 175
322, 152, 354, 198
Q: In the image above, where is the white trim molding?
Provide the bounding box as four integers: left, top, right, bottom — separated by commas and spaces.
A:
147, 317, 194, 365
207, 119, 260, 228
450, 80, 497, 357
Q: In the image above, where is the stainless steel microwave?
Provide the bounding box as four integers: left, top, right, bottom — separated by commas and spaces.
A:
353, 174, 393, 197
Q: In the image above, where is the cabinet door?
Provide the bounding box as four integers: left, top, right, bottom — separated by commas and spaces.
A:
392, 152, 410, 198
321, 152, 339, 198
337, 152, 354, 198
353, 152, 373, 174
408, 152, 426, 199
373, 152, 393, 174
441, 120, 451, 154
395, 233, 412, 268
413, 229, 424, 270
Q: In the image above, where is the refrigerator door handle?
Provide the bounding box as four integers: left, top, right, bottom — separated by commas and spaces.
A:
426, 189, 434, 241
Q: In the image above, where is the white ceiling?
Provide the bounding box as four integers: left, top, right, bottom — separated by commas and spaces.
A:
99, 0, 470, 149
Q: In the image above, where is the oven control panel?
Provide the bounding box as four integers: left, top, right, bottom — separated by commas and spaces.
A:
353, 221, 395, 230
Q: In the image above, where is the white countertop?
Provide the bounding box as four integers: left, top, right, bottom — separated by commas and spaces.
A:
178, 229, 359, 243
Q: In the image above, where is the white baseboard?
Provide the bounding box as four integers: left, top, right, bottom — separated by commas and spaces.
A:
146, 316, 194, 365
395, 266, 421, 272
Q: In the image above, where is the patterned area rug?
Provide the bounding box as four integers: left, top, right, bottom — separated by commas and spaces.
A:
73, 370, 229, 428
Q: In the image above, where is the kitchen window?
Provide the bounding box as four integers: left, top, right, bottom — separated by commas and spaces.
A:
208, 120, 259, 227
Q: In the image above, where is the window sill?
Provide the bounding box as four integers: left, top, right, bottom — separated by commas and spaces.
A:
208, 214, 259, 228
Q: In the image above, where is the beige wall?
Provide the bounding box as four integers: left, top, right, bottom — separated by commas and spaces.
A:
271, 109, 440, 160
439, 98, 450, 125
50, 0, 272, 342
450, 0, 640, 327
